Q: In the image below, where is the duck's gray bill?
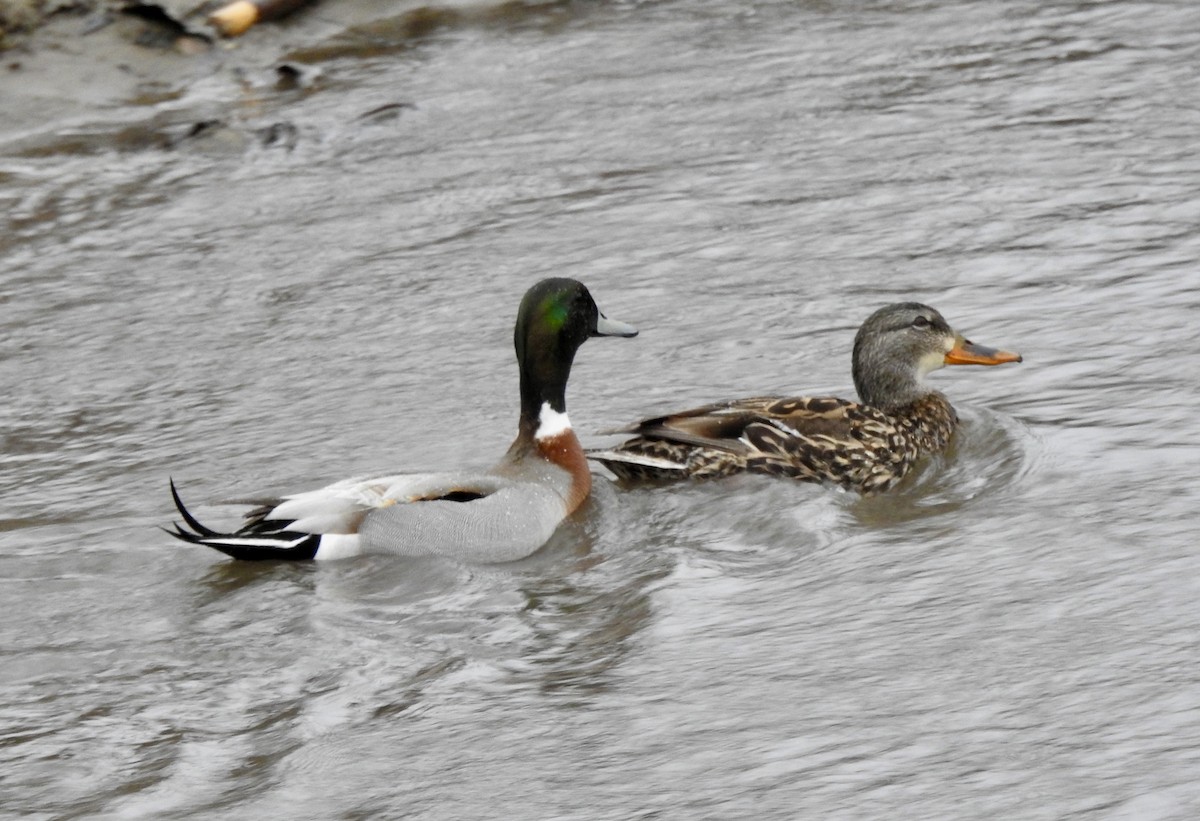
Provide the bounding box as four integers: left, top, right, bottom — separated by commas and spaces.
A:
595, 313, 638, 338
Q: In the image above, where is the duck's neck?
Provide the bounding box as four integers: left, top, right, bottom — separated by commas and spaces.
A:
852, 349, 934, 411
516, 358, 570, 441
508, 399, 592, 513
509, 340, 590, 510
855, 372, 929, 410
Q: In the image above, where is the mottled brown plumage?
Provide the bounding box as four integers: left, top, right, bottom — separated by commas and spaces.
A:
590, 303, 1021, 494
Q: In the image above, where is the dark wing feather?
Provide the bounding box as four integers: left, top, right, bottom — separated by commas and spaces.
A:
597, 395, 904, 487
625, 395, 875, 447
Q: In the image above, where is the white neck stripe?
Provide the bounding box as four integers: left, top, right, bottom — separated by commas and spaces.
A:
535, 402, 572, 440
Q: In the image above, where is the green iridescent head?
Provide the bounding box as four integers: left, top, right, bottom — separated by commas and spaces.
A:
538, 294, 570, 334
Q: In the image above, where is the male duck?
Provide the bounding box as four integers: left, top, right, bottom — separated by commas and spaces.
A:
589, 302, 1020, 494
169, 278, 637, 561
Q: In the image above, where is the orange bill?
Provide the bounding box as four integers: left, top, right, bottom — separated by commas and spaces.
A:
945, 338, 1023, 366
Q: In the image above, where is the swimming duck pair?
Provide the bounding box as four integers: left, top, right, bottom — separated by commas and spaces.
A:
169, 279, 1021, 562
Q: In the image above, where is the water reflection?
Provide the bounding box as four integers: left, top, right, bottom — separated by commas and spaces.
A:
517, 569, 670, 698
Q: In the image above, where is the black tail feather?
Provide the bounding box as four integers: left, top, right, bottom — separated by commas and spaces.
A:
159, 524, 203, 545
169, 478, 220, 538
167, 478, 321, 561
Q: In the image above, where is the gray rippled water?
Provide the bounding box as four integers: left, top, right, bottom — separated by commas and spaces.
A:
2, 0, 1199, 818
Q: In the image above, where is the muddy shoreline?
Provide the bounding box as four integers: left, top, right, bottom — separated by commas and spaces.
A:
0, 0, 542, 153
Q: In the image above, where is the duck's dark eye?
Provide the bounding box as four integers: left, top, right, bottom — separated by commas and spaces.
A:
911, 316, 931, 329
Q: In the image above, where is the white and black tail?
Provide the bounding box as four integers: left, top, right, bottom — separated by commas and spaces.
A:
167, 479, 322, 561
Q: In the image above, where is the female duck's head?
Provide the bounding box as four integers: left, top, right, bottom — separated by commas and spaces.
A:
852, 302, 1021, 409
513, 278, 637, 431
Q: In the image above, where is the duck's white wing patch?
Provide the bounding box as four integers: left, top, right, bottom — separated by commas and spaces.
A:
378, 473, 508, 501
267, 472, 511, 534
267, 477, 387, 533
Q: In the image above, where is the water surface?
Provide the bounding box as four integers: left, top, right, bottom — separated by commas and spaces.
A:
3, 0, 1199, 818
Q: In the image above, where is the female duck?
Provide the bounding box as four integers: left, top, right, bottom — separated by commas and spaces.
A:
170, 278, 637, 561
589, 302, 1020, 494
